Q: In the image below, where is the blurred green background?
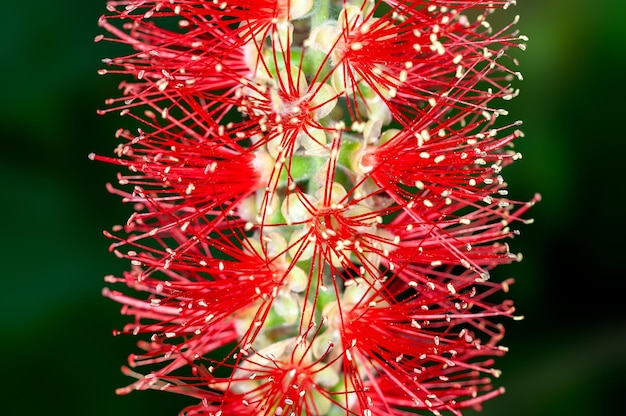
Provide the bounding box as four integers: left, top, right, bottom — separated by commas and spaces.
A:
1, 1, 624, 414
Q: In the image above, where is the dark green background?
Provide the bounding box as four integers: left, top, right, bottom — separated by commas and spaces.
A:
1, 1, 624, 414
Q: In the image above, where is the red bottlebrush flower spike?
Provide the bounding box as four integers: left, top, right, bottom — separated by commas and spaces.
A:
94, 0, 538, 415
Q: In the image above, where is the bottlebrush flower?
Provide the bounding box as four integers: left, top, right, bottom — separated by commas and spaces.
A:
94, 0, 539, 415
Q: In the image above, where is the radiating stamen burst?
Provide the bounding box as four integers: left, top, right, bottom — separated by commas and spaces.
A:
94, 1, 538, 415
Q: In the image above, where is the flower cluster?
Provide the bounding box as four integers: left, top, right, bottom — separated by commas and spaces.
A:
94, 0, 538, 414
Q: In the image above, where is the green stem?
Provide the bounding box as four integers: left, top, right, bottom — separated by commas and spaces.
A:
278, 154, 327, 186
312, 0, 332, 27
